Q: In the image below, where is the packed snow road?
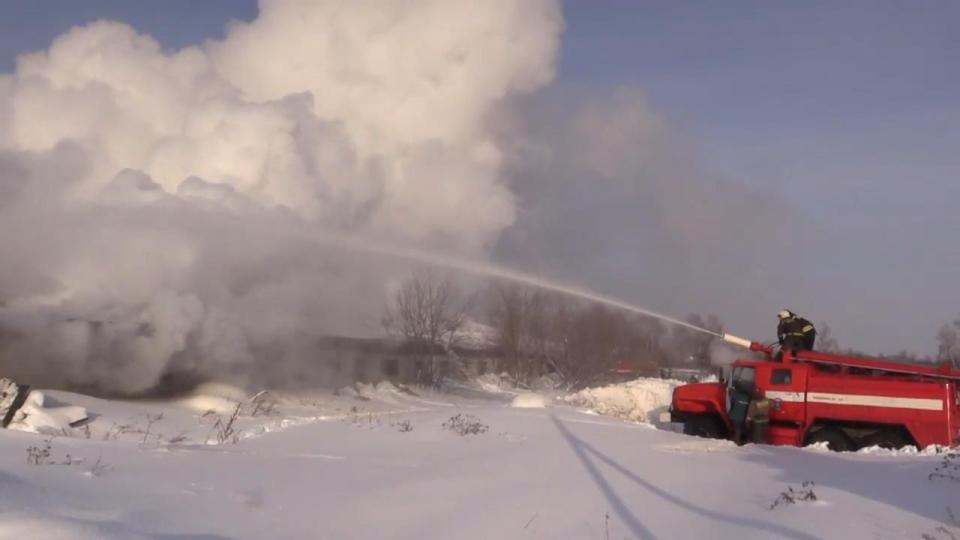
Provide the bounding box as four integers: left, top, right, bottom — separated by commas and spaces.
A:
0, 384, 956, 539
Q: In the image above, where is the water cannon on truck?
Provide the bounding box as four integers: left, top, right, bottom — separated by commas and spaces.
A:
664, 332, 960, 451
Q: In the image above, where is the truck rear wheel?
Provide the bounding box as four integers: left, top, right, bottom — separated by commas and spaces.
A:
683, 414, 722, 439
861, 428, 913, 450
805, 427, 855, 452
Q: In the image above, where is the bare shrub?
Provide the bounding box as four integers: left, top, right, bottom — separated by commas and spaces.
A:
922, 507, 959, 540
26, 439, 53, 465
25, 438, 108, 474
392, 419, 413, 433
769, 481, 817, 510
85, 455, 111, 478
141, 413, 163, 447
205, 403, 242, 445
248, 390, 279, 417
25, 438, 83, 467
442, 414, 488, 436
103, 422, 136, 440
351, 412, 381, 429
167, 432, 189, 445
930, 451, 960, 483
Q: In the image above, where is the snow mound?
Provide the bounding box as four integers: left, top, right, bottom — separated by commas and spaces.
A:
0, 513, 148, 540
7, 391, 88, 435
454, 318, 498, 349
857, 444, 954, 456
177, 382, 248, 414
656, 439, 737, 454
375, 381, 399, 393
474, 373, 514, 394
511, 393, 548, 408
804, 442, 954, 455
564, 377, 682, 424
531, 373, 565, 392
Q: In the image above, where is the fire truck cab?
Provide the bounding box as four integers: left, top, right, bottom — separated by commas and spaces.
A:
667, 346, 960, 451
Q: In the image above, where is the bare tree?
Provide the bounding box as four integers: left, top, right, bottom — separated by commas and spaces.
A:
488, 286, 677, 388
382, 269, 468, 385
383, 269, 466, 349
553, 304, 630, 388
488, 284, 552, 385
619, 316, 672, 374
816, 322, 840, 353
887, 350, 932, 364
937, 316, 960, 367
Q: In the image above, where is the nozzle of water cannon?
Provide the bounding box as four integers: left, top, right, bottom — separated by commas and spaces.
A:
722, 333, 774, 353
721, 333, 752, 349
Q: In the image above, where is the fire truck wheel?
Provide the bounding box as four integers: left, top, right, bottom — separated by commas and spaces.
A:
861, 429, 912, 450
805, 427, 855, 452
682, 414, 722, 439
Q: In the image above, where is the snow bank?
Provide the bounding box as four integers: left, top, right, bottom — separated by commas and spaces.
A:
856, 444, 956, 456
176, 382, 249, 414
564, 377, 682, 424
531, 373, 565, 392
0, 513, 147, 540
474, 373, 515, 394
7, 391, 88, 435
454, 318, 498, 349
511, 393, 548, 408
803, 441, 955, 456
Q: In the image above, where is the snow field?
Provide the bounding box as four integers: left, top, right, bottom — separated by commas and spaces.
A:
0, 376, 956, 539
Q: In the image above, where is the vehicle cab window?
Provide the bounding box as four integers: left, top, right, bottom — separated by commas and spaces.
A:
771, 368, 792, 385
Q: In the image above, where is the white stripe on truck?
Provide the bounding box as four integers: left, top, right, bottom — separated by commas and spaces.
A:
763, 390, 943, 411
806, 392, 943, 411
765, 391, 804, 402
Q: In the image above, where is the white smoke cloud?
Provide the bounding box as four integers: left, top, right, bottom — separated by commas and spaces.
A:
0, 0, 563, 394
708, 341, 742, 368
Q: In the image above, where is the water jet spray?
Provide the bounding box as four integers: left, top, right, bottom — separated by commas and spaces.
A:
297, 230, 725, 338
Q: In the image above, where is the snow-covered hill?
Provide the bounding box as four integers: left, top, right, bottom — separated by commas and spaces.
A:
0, 379, 956, 539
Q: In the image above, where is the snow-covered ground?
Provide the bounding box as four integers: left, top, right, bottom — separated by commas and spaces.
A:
0, 378, 957, 539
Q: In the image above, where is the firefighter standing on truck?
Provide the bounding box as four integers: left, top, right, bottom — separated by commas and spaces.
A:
777, 310, 816, 350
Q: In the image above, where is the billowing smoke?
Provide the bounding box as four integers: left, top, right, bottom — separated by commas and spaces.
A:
0, 0, 563, 394
496, 88, 797, 339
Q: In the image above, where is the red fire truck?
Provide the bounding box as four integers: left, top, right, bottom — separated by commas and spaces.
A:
666, 335, 960, 451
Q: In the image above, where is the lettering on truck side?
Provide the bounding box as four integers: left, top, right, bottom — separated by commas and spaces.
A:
762, 391, 944, 411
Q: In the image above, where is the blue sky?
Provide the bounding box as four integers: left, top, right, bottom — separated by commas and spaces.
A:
558, 2, 960, 352
1, 1, 957, 354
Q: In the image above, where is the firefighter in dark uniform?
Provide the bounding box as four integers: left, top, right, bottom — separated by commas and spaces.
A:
777, 310, 816, 351
729, 388, 751, 445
